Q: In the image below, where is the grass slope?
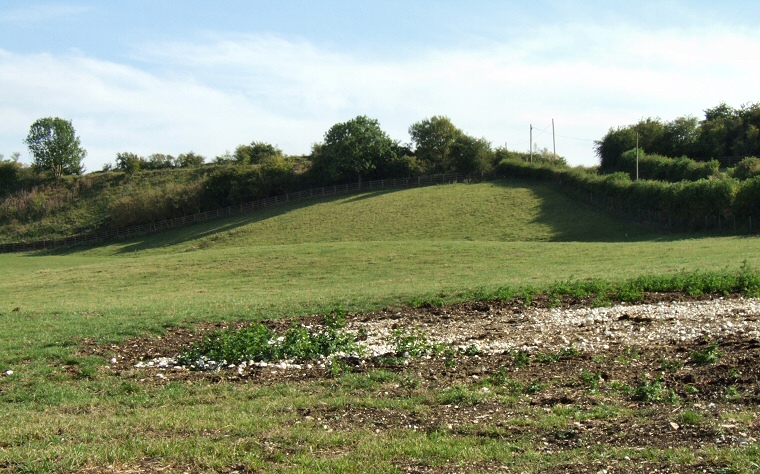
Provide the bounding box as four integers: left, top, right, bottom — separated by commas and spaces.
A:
2, 179, 759, 368
2, 179, 759, 325
1, 179, 759, 473
65, 179, 656, 257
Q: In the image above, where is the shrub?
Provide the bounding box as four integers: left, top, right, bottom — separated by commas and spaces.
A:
494, 159, 744, 230
618, 149, 719, 182
731, 157, 760, 180
108, 180, 205, 229
734, 176, 760, 219
0, 160, 22, 194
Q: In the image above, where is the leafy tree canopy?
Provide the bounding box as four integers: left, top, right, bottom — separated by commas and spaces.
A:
596, 102, 760, 172
176, 151, 205, 168
408, 116, 463, 172
24, 117, 86, 179
312, 115, 396, 183
115, 152, 142, 174
234, 142, 283, 165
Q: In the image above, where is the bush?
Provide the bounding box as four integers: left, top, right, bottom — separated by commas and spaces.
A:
203, 160, 301, 208
494, 159, 744, 230
0, 161, 21, 193
734, 176, 760, 219
108, 180, 205, 229
732, 157, 760, 181
617, 149, 719, 182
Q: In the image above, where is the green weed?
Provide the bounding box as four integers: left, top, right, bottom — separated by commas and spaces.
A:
178, 320, 359, 368
690, 344, 721, 364
660, 358, 683, 372
535, 346, 580, 363
580, 369, 603, 392
525, 379, 547, 394
487, 367, 511, 386
437, 385, 485, 405
617, 346, 642, 364
443, 346, 458, 368
677, 410, 705, 426
399, 375, 421, 396
512, 350, 531, 367
390, 327, 443, 358
463, 344, 481, 356
633, 377, 680, 404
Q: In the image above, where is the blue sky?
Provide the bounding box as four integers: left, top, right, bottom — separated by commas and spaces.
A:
1, 1, 759, 170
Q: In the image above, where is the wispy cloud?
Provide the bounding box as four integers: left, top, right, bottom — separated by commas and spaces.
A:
2, 20, 759, 170
0, 4, 89, 23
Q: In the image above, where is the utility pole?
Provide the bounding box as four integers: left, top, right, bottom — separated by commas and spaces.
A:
529, 124, 533, 163
636, 132, 639, 181
552, 119, 556, 161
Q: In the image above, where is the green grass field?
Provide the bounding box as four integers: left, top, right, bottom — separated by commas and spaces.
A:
1, 179, 759, 473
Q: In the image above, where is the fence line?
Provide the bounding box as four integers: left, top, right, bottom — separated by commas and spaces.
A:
555, 179, 758, 233
3, 170, 755, 254
0, 173, 482, 253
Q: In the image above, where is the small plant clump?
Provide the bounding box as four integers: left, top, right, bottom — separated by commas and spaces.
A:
633, 377, 680, 404
690, 343, 721, 364
390, 327, 445, 358
580, 369, 603, 392
437, 384, 486, 406
512, 350, 531, 367
535, 346, 580, 363
677, 409, 705, 426
660, 357, 683, 372
177, 315, 360, 369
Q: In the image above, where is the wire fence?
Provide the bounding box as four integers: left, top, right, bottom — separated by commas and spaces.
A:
561, 184, 758, 233
2, 170, 755, 254
0, 173, 484, 253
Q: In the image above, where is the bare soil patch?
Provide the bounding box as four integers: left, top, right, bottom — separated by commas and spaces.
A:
79, 295, 760, 473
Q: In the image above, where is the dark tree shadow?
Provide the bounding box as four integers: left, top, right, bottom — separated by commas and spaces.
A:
489, 178, 691, 243
31, 177, 715, 257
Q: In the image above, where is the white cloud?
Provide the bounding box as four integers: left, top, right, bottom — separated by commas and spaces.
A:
2, 21, 760, 171
0, 4, 89, 23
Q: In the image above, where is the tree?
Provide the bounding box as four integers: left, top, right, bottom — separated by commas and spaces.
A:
176, 151, 205, 168
448, 135, 493, 174
662, 116, 699, 158
24, 117, 86, 179
408, 116, 463, 172
312, 116, 396, 183
144, 153, 176, 170
115, 152, 143, 174
234, 141, 283, 165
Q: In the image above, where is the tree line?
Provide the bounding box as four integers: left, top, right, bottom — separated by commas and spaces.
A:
595, 102, 760, 172
5, 107, 759, 236
497, 159, 760, 231
2, 114, 564, 196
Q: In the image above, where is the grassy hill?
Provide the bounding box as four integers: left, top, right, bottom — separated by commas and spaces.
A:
3, 179, 758, 320
79, 178, 654, 254
2, 179, 760, 473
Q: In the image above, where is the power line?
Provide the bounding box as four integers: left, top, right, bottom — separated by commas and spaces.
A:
554, 134, 596, 142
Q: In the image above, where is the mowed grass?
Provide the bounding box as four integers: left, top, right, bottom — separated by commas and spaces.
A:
1, 179, 760, 473
2, 180, 760, 355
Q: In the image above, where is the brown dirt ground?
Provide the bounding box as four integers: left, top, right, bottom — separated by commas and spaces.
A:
77, 295, 760, 474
